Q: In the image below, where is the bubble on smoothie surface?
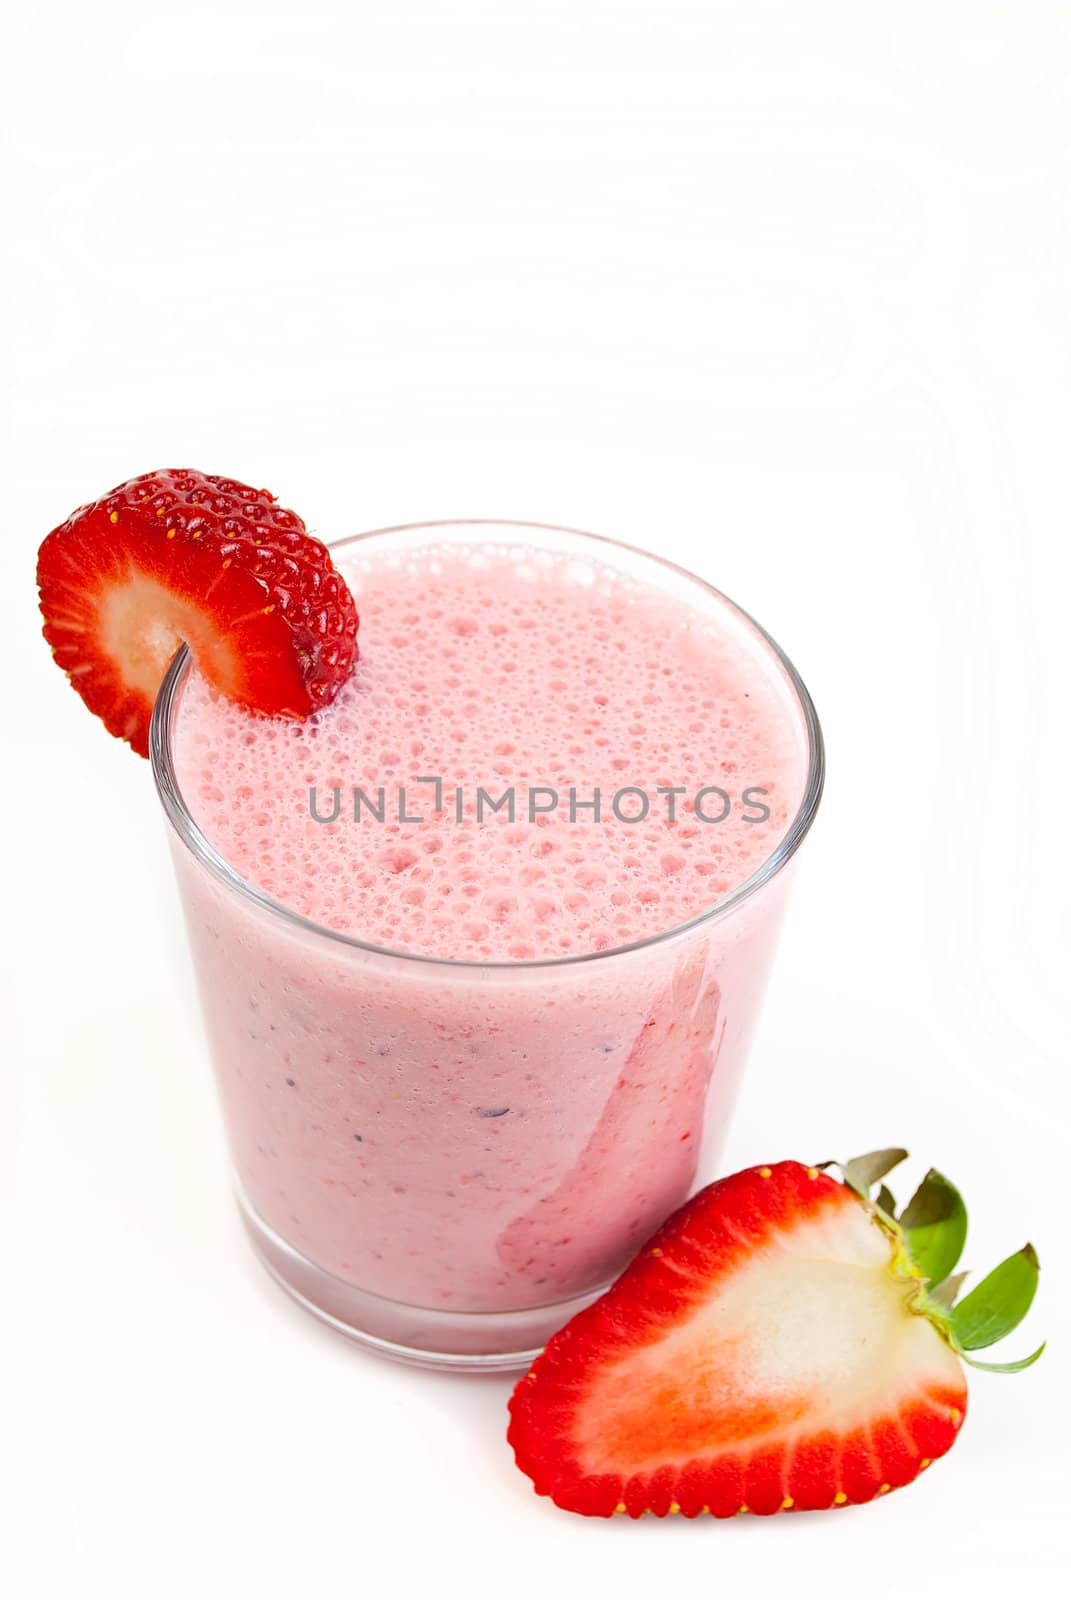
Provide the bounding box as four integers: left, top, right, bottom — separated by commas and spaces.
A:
172, 542, 807, 960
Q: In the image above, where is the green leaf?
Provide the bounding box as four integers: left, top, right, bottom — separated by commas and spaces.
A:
842, 1148, 909, 1198
901, 1169, 967, 1286
959, 1342, 1045, 1374
929, 1270, 969, 1311
951, 1245, 1040, 1351
874, 1184, 896, 1218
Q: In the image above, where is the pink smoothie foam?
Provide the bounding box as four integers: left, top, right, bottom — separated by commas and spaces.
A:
167, 532, 811, 1323
175, 541, 802, 960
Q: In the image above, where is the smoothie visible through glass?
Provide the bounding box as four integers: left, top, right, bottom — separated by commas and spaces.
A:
153, 521, 822, 1367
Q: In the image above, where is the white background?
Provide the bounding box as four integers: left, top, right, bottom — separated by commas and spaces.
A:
3, 3, 1068, 1596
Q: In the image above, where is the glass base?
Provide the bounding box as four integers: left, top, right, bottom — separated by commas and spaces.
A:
235, 1183, 609, 1372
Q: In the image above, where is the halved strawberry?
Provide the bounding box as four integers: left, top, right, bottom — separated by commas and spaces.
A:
508, 1151, 1043, 1518
37, 468, 359, 756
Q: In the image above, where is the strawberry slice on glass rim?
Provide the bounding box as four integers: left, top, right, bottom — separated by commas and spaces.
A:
37, 467, 359, 756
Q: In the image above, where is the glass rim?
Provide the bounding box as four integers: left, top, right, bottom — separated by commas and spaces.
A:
149, 518, 825, 972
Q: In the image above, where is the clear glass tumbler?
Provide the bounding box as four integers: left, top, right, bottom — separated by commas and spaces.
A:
150, 522, 823, 1370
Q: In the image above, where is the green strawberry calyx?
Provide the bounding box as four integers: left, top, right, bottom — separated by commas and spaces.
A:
819, 1148, 1045, 1374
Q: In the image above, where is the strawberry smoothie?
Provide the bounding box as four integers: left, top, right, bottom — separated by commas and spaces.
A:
155, 521, 821, 1365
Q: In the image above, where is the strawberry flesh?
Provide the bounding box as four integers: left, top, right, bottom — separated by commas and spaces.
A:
37, 468, 359, 756
508, 1161, 967, 1517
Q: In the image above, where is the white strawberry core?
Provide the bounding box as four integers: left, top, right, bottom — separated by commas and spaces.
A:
577, 1203, 962, 1471
98, 572, 238, 700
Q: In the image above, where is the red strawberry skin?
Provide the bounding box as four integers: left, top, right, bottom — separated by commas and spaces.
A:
508, 1162, 967, 1518
37, 468, 359, 756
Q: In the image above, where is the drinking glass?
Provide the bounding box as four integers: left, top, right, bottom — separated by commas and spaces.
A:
150, 522, 823, 1370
